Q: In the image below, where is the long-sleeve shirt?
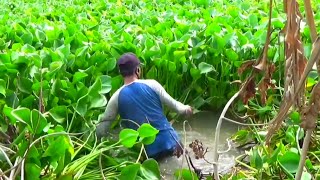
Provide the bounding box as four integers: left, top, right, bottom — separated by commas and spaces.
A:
101, 79, 189, 157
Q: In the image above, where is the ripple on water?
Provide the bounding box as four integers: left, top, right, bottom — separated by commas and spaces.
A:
159, 111, 240, 178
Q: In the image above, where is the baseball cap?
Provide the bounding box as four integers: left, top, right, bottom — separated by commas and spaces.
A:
117, 53, 141, 74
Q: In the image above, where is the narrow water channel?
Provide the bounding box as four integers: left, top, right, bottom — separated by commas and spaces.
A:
159, 111, 240, 179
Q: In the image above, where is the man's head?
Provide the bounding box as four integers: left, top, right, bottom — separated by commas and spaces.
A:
117, 53, 141, 78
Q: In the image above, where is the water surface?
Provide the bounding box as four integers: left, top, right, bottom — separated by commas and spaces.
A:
159, 111, 240, 178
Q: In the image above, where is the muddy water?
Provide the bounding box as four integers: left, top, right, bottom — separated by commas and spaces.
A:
159, 111, 240, 178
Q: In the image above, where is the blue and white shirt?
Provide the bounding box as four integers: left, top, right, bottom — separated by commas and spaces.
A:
101, 79, 190, 157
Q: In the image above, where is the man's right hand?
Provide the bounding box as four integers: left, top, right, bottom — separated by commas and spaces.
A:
96, 120, 111, 140
185, 105, 193, 117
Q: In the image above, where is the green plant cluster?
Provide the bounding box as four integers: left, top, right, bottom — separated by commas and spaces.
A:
1, 0, 320, 179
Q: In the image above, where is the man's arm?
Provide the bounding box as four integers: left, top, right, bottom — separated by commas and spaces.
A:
96, 89, 120, 139
148, 80, 192, 116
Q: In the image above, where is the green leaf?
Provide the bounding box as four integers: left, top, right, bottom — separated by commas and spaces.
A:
21, 32, 33, 44
106, 58, 117, 71
269, 143, 282, 163
138, 124, 159, 138
250, 147, 263, 169
88, 78, 101, 95
168, 61, 176, 72
100, 75, 112, 94
198, 62, 215, 74
140, 136, 156, 145
43, 136, 74, 162
75, 46, 89, 57
75, 94, 88, 116
278, 151, 300, 173
119, 129, 139, 148
139, 159, 161, 179
190, 68, 201, 80
49, 106, 68, 123
31, 109, 48, 134
205, 24, 222, 36
35, 29, 47, 42
137, 124, 159, 145
225, 49, 239, 61
290, 111, 301, 124
119, 164, 140, 180
25, 163, 41, 180
0, 79, 6, 97
3, 106, 16, 124
56, 44, 70, 60
18, 77, 33, 94
73, 72, 88, 83
11, 107, 31, 126
50, 61, 63, 73
89, 93, 107, 109
248, 14, 259, 27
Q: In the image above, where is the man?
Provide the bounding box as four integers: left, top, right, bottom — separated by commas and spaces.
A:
97, 52, 193, 160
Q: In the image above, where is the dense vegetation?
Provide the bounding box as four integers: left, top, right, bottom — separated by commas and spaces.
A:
0, 0, 320, 179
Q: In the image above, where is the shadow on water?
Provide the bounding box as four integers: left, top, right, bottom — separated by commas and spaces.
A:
159, 111, 240, 179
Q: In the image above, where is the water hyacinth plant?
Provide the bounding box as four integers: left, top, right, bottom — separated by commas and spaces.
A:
0, 0, 320, 179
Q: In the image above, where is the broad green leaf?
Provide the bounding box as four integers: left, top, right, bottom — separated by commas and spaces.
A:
106, 58, 117, 71
25, 163, 41, 180
3, 106, 16, 124
49, 106, 68, 123
31, 109, 48, 134
119, 164, 140, 180
119, 129, 139, 148
73, 72, 88, 83
75, 46, 89, 57
250, 147, 263, 169
89, 93, 107, 109
21, 31, 33, 44
174, 50, 186, 60
18, 77, 33, 94
88, 78, 102, 96
22, 44, 36, 53
278, 151, 300, 173
225, 49, 239, 61
290, 111, 301, 124
100, 75, 112, 94
56, 44, 70, 60
190, 68, 201, 81
306, 77, 316, 89
137, 124, 159, 138
140, 136, 156, 145
138, 124, 159, 145
0, 79, 6, 96
248, 14, 258, 27
168, 61, 176, 72
205, 24, 222, 36
11, 107, 31, 126
139, 159, 161, 179
43, 136, 74, 162
50, 61, 63, 73
198, 62, 215, 74
75, 94, 89, 116
35, 29, 47, 42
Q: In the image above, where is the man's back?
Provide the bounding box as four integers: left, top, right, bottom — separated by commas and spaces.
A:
118, 80, 172, 131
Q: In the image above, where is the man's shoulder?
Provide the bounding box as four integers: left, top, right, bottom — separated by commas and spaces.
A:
136, 79, 159, 85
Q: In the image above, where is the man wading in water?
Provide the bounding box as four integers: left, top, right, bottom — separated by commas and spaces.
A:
97, 52, 193, 161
